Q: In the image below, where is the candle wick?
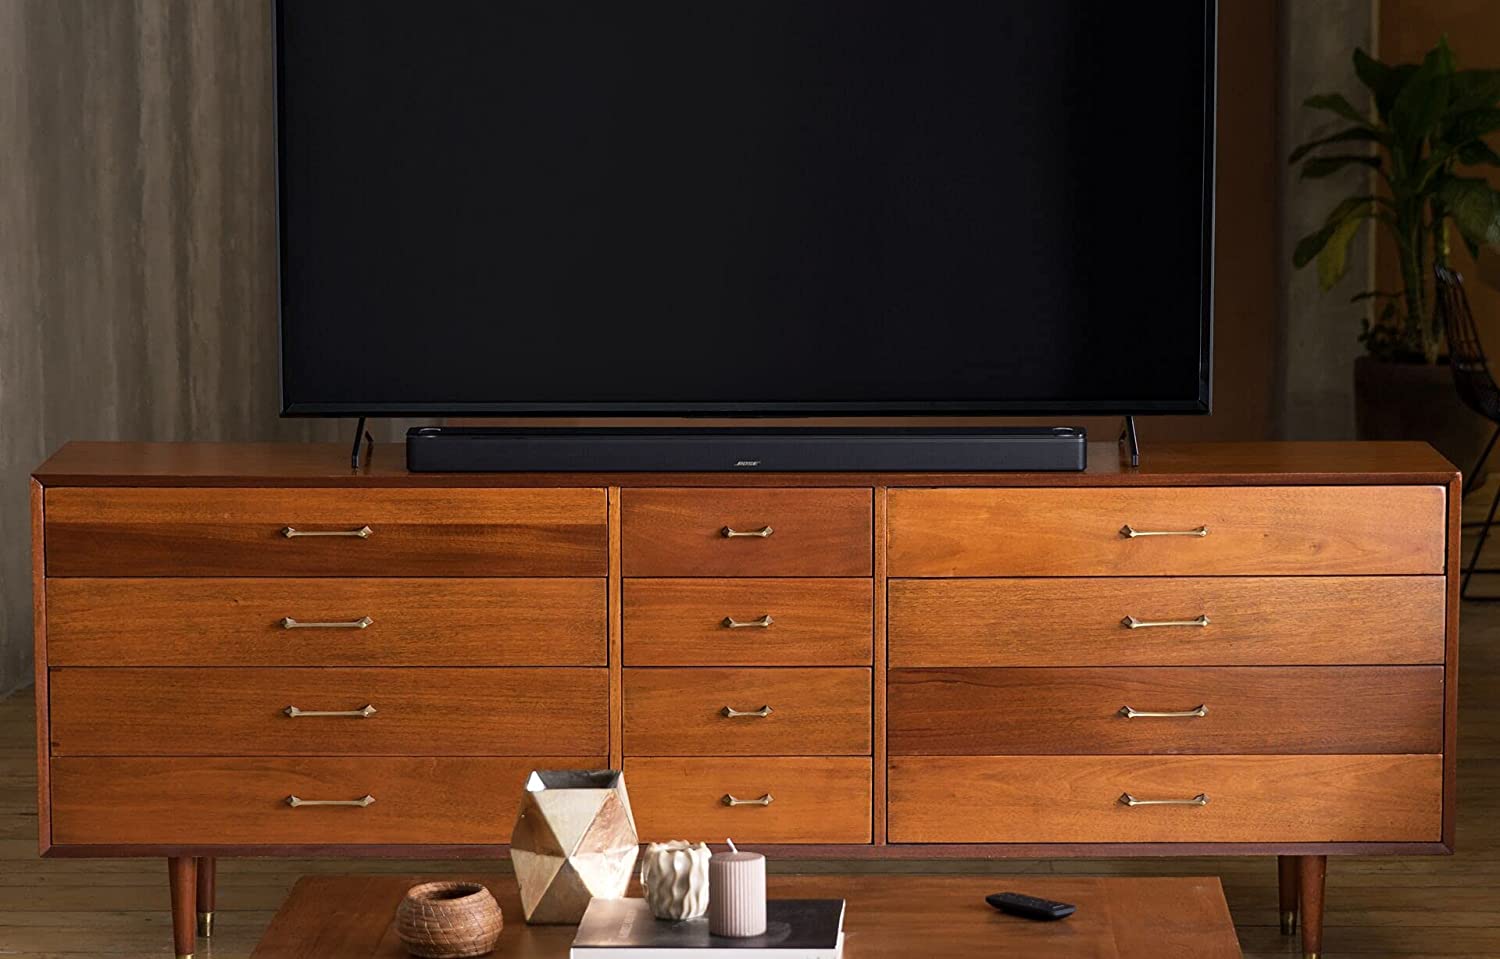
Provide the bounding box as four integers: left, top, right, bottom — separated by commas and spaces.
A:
726, 838, 738, 854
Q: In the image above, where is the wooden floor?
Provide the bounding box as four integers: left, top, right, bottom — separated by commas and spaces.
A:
4, 527, 1500, 956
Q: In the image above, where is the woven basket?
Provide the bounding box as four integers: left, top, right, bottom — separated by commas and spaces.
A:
395, 881, 504, 958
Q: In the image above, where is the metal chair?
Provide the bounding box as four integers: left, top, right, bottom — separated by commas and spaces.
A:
1437, 265, 1500, 598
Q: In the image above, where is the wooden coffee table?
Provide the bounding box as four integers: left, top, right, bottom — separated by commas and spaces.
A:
252, 874, 1241, 958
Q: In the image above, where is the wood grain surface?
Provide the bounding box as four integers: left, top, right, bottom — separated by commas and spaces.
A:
44, 487, 607, 577
49, 668, 608, 756
623, 578, 872, 666
621, 488, 872, 576
623, 667, 871, 756
887, 666, 1444, 755
50, 756, 602, 845
888, 576, 1446, 666
887, 486, 1447, 576
46, 578, 606, 666
624, 757, 873, 844
888, 754, 1443, 843
33, 440, 1460, 488
249, 874, 1241, 958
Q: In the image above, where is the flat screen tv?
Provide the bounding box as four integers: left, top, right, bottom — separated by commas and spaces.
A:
276, 1, 1215, 417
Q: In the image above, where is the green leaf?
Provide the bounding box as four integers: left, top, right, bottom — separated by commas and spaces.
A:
1458, 140, 1500, 167
1390, 40, 1456, 148
1450, 69, 1500, 112
1444, 108, 1500, 144
1300, 154, 1381, 179
1354, 48, 1416, 118
1288, 127, 1381, 164
1293, 196, 1375, 269
1304, 92, 1369, 125
1439, 176, 1500, 247
1349, 291, 1401, 303
1318, 216, 1367, 290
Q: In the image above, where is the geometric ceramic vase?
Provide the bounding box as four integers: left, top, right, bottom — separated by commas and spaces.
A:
509, 769, 640, 924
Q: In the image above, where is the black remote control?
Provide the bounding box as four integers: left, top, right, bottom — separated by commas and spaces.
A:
986, 892, 1077, 921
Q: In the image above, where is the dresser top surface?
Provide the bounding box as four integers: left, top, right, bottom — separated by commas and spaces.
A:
32, 440, 1458, 488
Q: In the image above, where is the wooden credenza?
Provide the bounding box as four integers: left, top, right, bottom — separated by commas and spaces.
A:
31, 440, 1459, 959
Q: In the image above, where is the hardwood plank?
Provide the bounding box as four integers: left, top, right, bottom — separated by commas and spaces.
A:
623, 667, 871, 756
625, 757, 872, 844
50, 668, 607, 756
888, 754, 1443, 843
51, 757, 603, 845
621, 488, 872, 576
622, 579, 872, 666
45, 487, 607, 577
888, 486, 1447, 576
889, 577, 1446, 667
887, 666, 1444, 755
46, 578, 606, 667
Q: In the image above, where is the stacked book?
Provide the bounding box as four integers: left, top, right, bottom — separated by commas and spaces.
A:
571, 899, 846, 958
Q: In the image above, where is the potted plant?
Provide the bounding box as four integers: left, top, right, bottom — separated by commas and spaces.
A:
1291, 38, 1500, 472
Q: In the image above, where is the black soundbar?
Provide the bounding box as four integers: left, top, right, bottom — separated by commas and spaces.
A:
405, 426, 1087, 472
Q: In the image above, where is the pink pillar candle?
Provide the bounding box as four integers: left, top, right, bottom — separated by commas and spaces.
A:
708, 840, 766, 937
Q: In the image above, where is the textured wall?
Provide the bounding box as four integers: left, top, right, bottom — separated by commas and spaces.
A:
0, 1, 416, 696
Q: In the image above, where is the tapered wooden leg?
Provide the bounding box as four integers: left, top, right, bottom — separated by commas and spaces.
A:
1298, 854, 1327, 959
168, 856, 196, 959
1277, 855, 1300, 935
195, 857, 216, 938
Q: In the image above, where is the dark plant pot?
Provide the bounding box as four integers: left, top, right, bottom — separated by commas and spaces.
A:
1354, 355, 1493, 485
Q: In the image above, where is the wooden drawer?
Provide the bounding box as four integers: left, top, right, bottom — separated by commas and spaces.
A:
887, 486, 1446, 576
50, 756, 599, 845
621, 489, 871, 576
887, 754, 1442, 843
49, 668, 607, 756
625, 757, 872, 844
889, 576, 1446, 667
623, 579, 871, 666
44, 487, 607, 577
624, 668, 871, 756
887, 666, 1443, 755
46, 578, 606, 667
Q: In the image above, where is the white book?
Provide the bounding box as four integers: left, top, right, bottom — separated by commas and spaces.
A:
571, 898, 845, 959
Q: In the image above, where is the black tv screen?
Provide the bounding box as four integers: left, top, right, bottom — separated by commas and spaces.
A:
276, 1, 1214, 416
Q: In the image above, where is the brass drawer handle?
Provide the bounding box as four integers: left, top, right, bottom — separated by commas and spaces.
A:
722, 614, 775, 629
1119, 704, 1208, 719
281, 525, 372, 538
283, 704, 377, 719
721, 793, 774, 807
1119, 524, 1208, 538
721, 704, 774, 718
1121, 614, 1210, 629
280, 616, 374, 630
286, 794, 375, 808
1118, 792, 1208, 807
721, 525, 774, 538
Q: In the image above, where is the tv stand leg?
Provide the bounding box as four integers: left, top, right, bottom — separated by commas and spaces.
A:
195, 856, 216, 938
1119, 414, 1140, 467
350, 416, 374, 472
167, 856, 196, 959
1298, 854, 1327, 959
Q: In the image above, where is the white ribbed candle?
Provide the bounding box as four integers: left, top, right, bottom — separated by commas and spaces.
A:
708, 840, 766, 937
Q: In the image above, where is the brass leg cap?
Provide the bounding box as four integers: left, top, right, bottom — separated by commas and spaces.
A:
198, 910, 214, 938
177, 954, 193, 959
1304, 953, 1321, 959
1280, 910, 1297, 935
